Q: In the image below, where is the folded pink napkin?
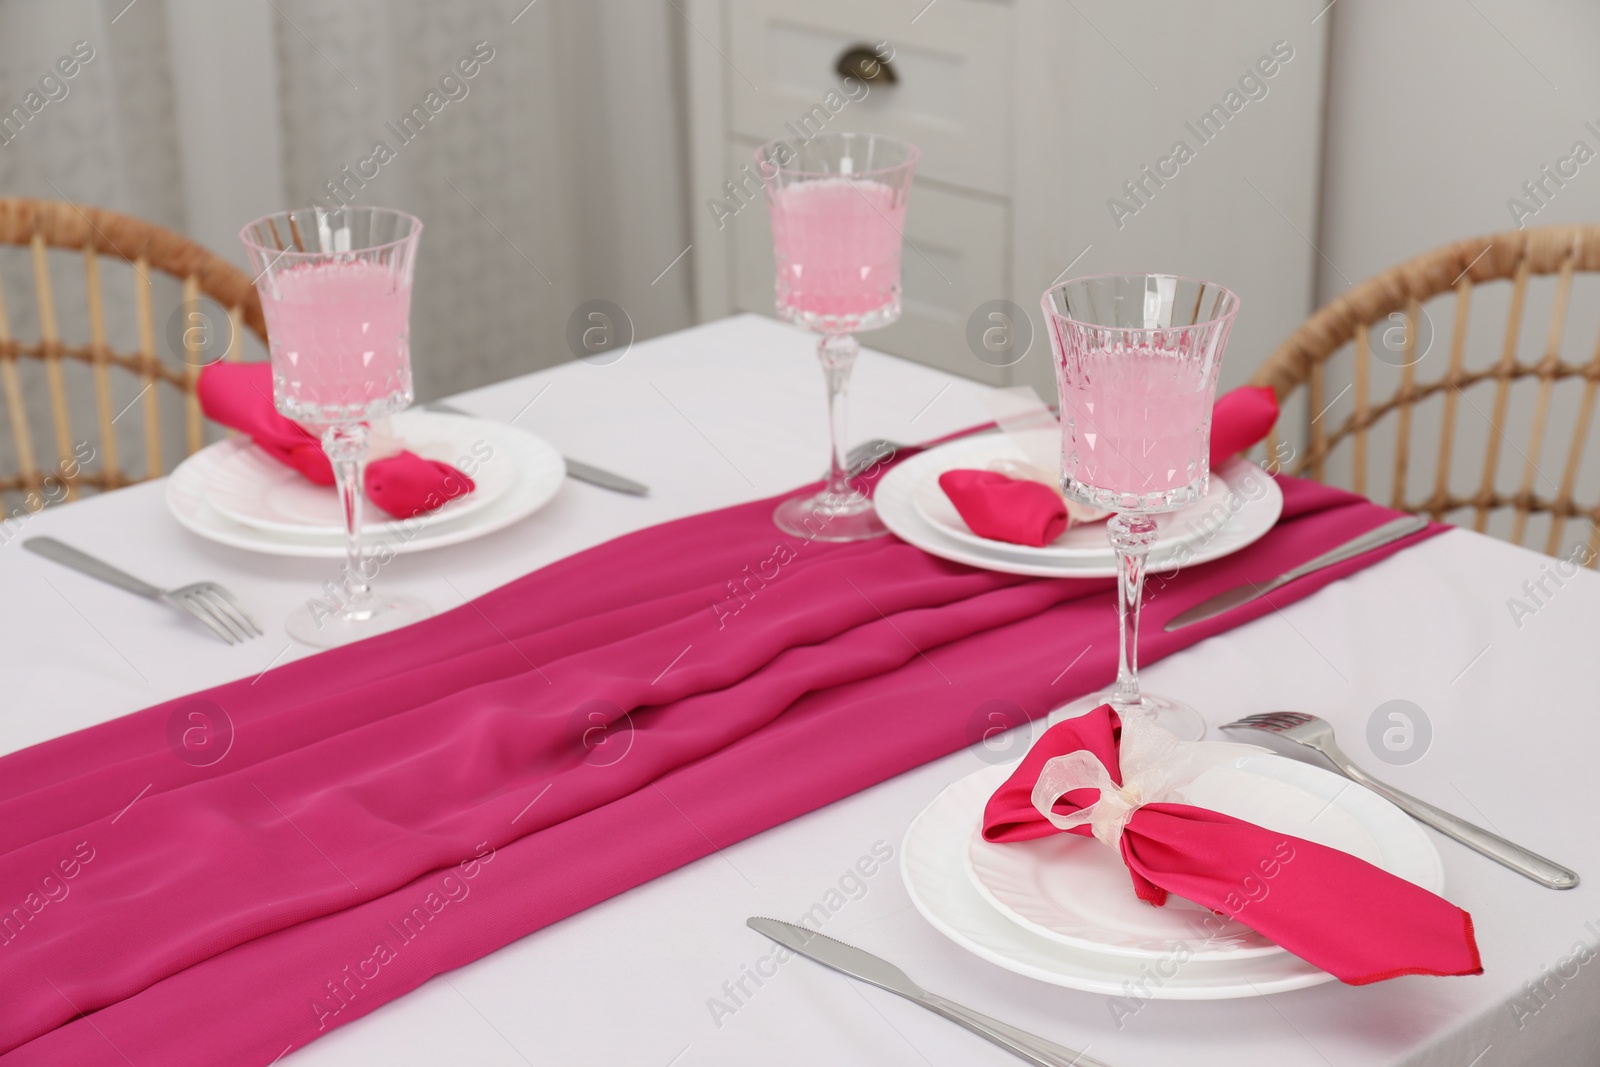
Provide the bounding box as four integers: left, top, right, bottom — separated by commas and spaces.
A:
939, 386, 1282, 547
1209, 384, 1280, 468
939, 469, 1068, 547
197, 362, 474, 519
983, 706, 1482, 984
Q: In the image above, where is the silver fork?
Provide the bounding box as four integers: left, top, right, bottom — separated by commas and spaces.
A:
1221, 711, 1579, 889
841, 422, 1015, 480
843, 438, 904, 479
25, 537, 263, 645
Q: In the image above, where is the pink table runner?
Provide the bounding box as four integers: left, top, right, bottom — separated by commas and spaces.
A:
0, 473, 1438, 1065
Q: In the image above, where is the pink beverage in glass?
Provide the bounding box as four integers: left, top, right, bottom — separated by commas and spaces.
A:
1043, 273, 1236, 742
242, 206, 427, 649
770, 177, 904, 330
259, 259, 413, 423
756, 133, 916, 543
1058, 345, 1214, 503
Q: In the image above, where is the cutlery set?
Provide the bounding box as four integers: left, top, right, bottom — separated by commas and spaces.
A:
747, 699, 1579, 1066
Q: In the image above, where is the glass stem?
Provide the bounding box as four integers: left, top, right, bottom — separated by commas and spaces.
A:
322, 422, 372, 606
1107, 512, 1159, 712
818, 332, 860, 505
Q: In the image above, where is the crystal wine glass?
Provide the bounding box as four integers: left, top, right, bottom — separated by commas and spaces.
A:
1042, 274, 1239, 740
241, 206, 430, 648
757, 132, 918, 542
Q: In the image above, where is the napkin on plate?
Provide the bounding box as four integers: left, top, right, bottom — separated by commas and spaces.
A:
197, 362, 474, 519
938, 469, 1069, 547
982, 706, 1482, 984
938, 385, 1282, 547
1209, 384, 1280, 468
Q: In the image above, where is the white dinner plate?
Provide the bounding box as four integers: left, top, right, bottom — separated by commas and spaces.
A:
876, 440, 1282, 579
902, 757, 1444, 999
166, 415, 564, 558
964, 753, 1443, 963
203, 411, 515, 536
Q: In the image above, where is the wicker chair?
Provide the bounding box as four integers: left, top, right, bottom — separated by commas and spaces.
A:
0, 198, 265, 504
1251, 224, 1600, 566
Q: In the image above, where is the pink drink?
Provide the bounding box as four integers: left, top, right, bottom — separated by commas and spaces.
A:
769, 177, 904, 331
1059, 346, 1214, 509
259, 259, 413, 423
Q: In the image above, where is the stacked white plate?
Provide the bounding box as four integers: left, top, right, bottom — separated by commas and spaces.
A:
875, 433, 1285, 578
901, 753, 1446, 999
166, 410, 565, 558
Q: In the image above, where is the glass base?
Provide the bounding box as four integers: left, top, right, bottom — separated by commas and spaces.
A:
274, 387, 411, 427
1062, 471, 1207, 516
287, 591, 432, 649
773, 490, 889, 543
777, 297, 900, 336
1049, 688, 1207, 741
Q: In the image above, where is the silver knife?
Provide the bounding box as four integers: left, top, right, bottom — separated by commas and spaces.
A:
560, 456, 649, 496
746, 917, 1112, 1067
1164, 514, 1429, 632
422, 401, 648, 495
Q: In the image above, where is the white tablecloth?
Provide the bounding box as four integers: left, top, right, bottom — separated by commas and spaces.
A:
5, 314, 1598, 1066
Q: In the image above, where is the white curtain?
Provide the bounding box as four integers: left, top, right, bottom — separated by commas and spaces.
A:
0, 0, 694, 411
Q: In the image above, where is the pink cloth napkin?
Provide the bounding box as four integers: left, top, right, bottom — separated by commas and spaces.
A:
1209, 384, 1280, 468
197, 362, 474, 519
940, 385, 1282, 547
0, 471, 1441, 1065
939, 469, 1068, 547
982, 706, 1482, 984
